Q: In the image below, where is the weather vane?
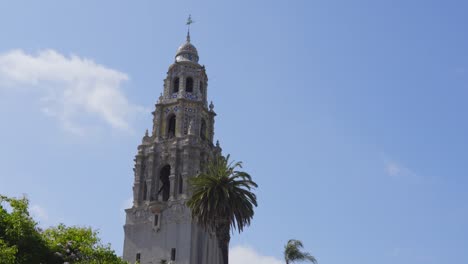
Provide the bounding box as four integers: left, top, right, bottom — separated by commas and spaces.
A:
185, 15, 195, 42
186, 14, 194, 34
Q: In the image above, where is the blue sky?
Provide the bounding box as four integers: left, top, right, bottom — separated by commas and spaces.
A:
0, 1, 467, 263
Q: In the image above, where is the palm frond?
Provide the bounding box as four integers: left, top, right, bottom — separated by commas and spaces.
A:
186, 154, 258, 234
284, 239, 318, 264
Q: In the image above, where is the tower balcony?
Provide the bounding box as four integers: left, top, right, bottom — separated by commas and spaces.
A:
148, 200, 167, 214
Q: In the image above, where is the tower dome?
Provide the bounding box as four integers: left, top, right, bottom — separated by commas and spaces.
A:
175, 32, 199, 63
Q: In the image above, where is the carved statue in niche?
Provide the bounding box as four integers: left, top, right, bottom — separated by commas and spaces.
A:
187, 118, 196, 135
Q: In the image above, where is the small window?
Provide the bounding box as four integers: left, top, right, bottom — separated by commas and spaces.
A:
200, 119, 207, 140
199, 81, 203, 94
168, 115, 176, 138
136, 253, 141, 262
185, 77, 193, 93
154, 214, 160, 228
171, 248, 176, 261
173, 77, 180, 93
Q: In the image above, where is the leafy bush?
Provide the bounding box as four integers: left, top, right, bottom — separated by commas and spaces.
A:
0, 195, 127, 264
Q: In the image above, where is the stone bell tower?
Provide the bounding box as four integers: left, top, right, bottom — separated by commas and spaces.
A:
123, 31, 223, 264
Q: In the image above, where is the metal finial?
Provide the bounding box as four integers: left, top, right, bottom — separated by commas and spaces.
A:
186, 15, 194, 42
209, 101, 214, 111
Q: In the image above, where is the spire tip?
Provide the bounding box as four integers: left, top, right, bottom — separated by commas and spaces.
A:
186, 15, 194, 42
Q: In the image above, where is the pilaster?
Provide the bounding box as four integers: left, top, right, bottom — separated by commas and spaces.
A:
169, 174, 176, 201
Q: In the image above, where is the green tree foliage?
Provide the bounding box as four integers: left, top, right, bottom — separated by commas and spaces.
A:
0, 195, 54, 263
0, 194, 126, 264
0, 239, 17, 264
43, 224, 127, 264
284, 239, 317, 264
187, 154, 258, 264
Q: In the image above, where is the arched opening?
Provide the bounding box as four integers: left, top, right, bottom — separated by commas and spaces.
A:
159, 165, 171, 201
200, 119, 207, 141
167, 114, 176, 138
173, 77, 180, 93
185, 77, 193, 93
199, 81, 203, 95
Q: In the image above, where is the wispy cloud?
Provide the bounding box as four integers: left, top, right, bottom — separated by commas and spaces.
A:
30, 204, 49, 223
385, 159, 417, 179
119, 197, 133, 222
30, 204, 65, 228
230, 245, 282, 264
383, 157, 430, 184
0, 49, 143, 135
121, 197, 133, 211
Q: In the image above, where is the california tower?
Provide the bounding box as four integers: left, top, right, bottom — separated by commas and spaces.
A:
123, 30, 222, 264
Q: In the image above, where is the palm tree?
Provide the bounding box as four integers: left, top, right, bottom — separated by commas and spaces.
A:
187, 154, 258, 264
284, 239, 317, 264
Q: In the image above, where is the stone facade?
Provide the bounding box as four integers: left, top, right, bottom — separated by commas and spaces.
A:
123, 33, 223, 264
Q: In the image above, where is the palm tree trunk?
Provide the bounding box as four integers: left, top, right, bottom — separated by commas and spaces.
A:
221, 238, 229, 264
216, 220, 231, 264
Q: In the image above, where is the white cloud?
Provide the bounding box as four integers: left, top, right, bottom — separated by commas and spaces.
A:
384, 159, 417, 179
119, 197, 133, 222
30, 204, 49, 223
121, 197, 133, 211
0, 49, 143, 134
230, 245, 282, 264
